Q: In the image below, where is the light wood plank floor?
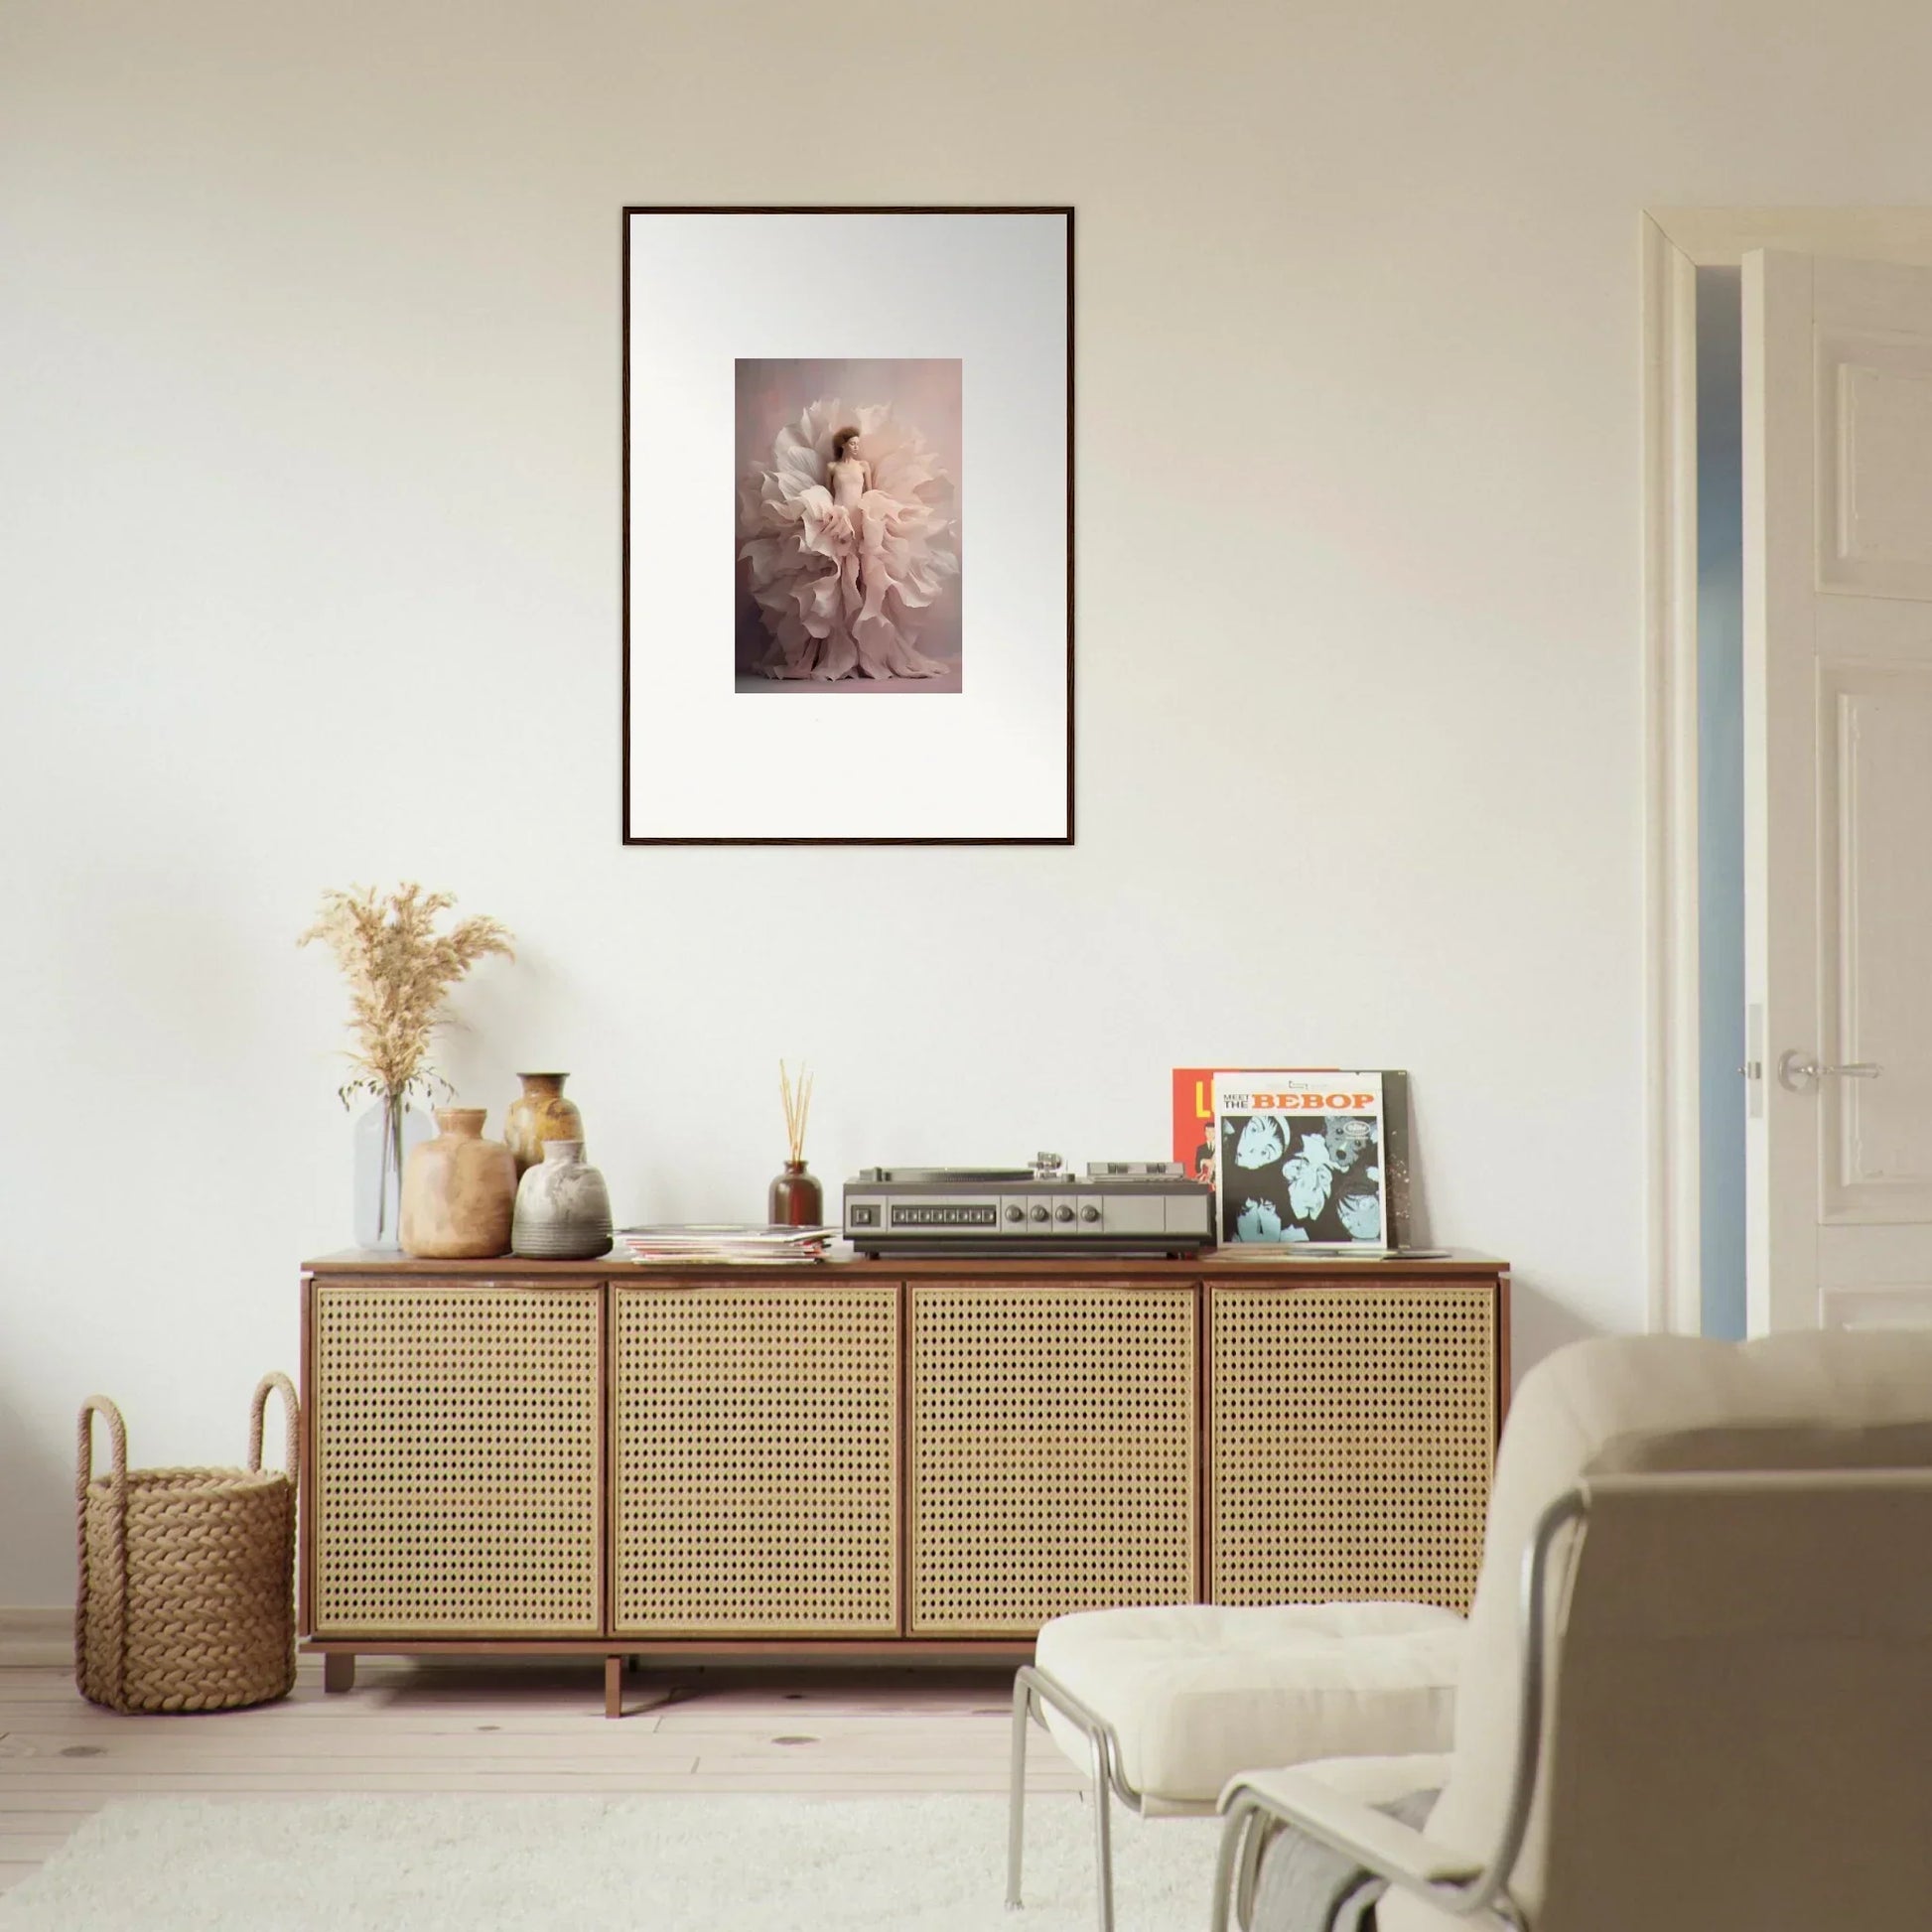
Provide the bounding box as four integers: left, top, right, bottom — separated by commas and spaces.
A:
0, 1658, 1083, 1893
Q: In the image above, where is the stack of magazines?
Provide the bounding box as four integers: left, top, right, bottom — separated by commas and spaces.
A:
615, 1224, 837, 1266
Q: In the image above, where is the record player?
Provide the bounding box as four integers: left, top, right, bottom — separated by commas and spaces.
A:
843, 1154, 1212, 1257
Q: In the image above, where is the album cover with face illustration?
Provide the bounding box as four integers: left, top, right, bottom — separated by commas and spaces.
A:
1190, 1068, 1413, 1249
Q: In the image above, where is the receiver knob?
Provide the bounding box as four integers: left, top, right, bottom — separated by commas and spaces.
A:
1030, 1204, 1050, 1223
1054, 1204, 1075, 1223
1005, 1203, 1025, 1222
1080, 1204, 1102, 1223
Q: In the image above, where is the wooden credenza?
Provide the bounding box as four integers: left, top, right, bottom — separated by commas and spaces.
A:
299, 1251, 1508, 1713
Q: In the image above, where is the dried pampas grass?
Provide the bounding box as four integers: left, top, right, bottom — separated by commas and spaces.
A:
299, 884, 514, 1108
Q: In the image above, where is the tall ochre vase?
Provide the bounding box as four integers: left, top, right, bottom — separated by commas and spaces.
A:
504, 1072, 585, 1176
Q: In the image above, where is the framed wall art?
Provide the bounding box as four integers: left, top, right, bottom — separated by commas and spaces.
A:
621, 206, 1073, 844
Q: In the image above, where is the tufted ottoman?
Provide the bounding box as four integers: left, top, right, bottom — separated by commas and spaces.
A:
1006, 1601, 1465, 1932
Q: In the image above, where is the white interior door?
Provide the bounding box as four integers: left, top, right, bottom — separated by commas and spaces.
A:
1744, 249, 1932, 1332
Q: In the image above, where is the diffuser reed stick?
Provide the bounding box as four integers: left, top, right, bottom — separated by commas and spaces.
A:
779, 1059, 814, 1164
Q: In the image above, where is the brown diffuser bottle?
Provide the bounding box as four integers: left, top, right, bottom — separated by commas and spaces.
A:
768, 1160, 822, 1227
769, 1060, 824, 1226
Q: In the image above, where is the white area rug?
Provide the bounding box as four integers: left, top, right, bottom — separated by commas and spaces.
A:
0, 1794, 1221, 1930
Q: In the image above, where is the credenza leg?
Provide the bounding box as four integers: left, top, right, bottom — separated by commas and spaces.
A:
323, 1653, 355, 1696
605, 1654, 622, 1719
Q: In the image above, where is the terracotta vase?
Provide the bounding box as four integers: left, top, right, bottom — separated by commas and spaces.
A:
503, 1072, 585, 1176
400, 1109, 515, 1259
767, 1160, 824, 1227
512, 1141, 615, 1260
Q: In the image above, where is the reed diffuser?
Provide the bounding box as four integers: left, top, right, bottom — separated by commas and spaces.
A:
768, 1060, 824, 1227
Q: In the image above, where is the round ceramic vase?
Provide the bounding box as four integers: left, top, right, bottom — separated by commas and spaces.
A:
504, 1072, 585, 1176
400, 1109, 516, 1259
512, 1141, 615, 1260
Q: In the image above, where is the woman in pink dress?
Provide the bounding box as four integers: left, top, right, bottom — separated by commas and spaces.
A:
739, 401, 959, 681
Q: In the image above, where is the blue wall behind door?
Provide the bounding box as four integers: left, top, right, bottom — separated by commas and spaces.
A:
1697, 267, 1746, 1341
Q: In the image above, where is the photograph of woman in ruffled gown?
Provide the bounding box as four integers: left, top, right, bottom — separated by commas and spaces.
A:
735, 359, 962, 692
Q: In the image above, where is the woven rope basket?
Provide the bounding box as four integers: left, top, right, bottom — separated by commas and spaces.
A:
75, 1373, 298, 1714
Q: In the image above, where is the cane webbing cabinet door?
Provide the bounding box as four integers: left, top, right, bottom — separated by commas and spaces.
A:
611, 1282, 899, 1636
908, 1282, 1197, 1635
1208, 1282, 1495, 1612
311, 1281, 602, 1636
299, 1252, 1508, 1692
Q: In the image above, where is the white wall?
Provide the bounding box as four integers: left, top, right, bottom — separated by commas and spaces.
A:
4, 0, 1930, 1603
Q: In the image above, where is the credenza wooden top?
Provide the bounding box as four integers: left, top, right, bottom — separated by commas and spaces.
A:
305, 1247, 1507, 1282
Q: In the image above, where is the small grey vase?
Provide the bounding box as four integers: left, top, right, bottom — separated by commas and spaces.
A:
510, 1140, 615, 1260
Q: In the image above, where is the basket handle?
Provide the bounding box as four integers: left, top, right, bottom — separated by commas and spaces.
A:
74, 1395, 131, 1708
76, 1395, 128, 1502
248, 1372, 299, 1477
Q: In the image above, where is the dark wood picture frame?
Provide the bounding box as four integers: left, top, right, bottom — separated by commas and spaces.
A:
621, 205, 1075, 846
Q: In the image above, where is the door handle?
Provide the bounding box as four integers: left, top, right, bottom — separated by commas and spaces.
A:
1777, 1050, 1882, 1092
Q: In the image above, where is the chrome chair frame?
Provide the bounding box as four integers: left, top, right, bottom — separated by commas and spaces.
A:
1211, 1470, 1931, 1931
1007, 1661, 1198, 1932
1207, 1489, 1588, 1932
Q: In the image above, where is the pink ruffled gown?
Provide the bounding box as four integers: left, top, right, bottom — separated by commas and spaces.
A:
739, 399, 960, 681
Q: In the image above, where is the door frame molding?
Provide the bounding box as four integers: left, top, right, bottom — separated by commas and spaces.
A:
1640, 208, 1932, 1336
